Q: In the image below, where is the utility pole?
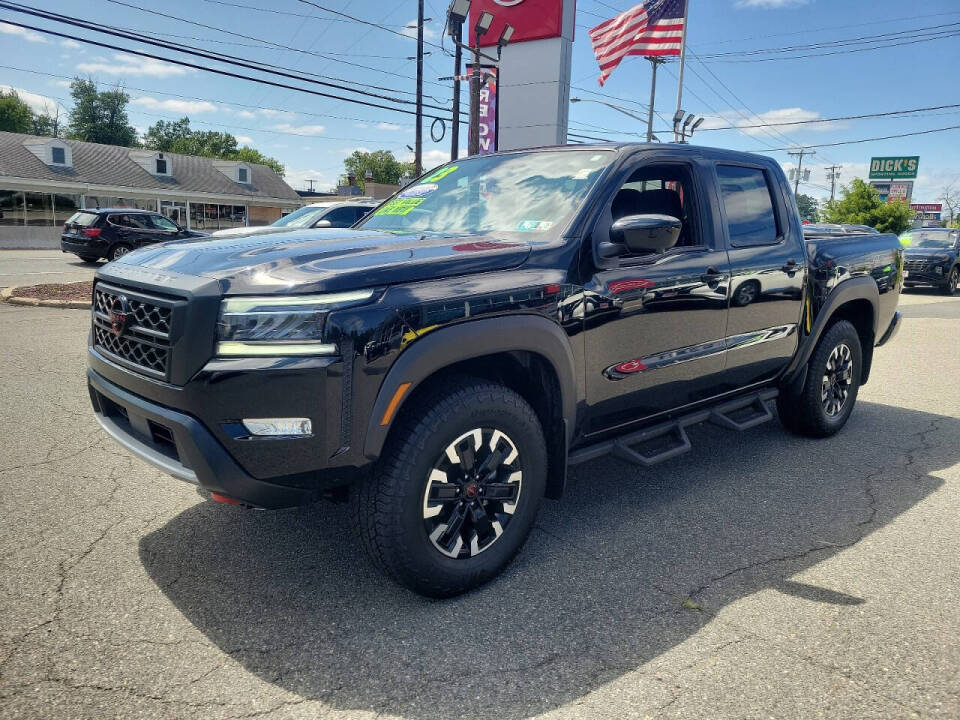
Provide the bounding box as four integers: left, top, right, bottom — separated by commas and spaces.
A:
788, 148, 815, 196
646, 57, 664, 143
451, 18, 463, 161
826, 164, 842, 201
414, 0, 424, 176
469, 39, 481, 156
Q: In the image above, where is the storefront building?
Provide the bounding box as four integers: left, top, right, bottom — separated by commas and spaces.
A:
0, 131, 301, 244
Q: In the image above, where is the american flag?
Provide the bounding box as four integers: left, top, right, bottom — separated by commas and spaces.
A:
590, 0, 687, 86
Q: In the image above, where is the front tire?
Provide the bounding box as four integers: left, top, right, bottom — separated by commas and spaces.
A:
778, 320, 862, 438
357, 377, 547, 598
941, 267, 959, 295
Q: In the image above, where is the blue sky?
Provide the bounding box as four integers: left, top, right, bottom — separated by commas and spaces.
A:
1, 0, 958, 202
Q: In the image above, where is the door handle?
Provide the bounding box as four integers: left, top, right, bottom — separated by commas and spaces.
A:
701, 267, 724, 284
782, 259, 799, 275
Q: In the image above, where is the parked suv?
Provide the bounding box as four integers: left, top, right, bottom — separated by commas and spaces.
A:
86, 145, 903, 597
61, 208, 207, 262
900, 227, 960, 294
210, 200, 379, 238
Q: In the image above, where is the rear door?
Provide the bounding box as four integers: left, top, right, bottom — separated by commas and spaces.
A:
717, 162, 806, 388
108, 213, 154, 248
581, 152, 732, 433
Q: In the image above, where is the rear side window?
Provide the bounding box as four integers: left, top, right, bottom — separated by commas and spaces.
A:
717, 165, 781, 247
67, 211, 99, 227
322, 207, 361, 227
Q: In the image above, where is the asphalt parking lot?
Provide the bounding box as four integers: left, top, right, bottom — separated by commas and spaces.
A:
0, 288, 958, 719
0, 251, 101, 290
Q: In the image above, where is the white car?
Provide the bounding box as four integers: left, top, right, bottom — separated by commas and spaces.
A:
211, 200, 379, 238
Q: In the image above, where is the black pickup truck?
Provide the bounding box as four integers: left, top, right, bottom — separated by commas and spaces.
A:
86, 144, 903, 597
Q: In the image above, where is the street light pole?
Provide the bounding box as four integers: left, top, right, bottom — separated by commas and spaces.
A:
570, 97, 653, 140
451, 19, 462, 161
469, 39, 481, 156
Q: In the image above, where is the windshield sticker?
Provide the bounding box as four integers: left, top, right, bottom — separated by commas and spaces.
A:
424, 165, 458, 183
399, 183, 438, 198
516, 220, 554, 232
375, 197, 425, 216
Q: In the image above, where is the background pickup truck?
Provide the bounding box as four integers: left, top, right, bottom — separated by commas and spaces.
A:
86, 144, 903, 597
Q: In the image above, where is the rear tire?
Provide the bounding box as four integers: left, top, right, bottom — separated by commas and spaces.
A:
356, 377, 547, 598
778, 320, 862, 438
109, 244, 132, 261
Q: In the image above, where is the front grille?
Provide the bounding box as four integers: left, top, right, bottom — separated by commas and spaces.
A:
92, 283, 177, 379
904, 259, 929, 272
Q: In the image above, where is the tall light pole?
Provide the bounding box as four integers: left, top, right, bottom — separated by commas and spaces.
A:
469, 11, 493, 156
446, 0, 471, 160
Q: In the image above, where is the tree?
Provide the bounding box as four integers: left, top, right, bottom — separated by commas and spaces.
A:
795, 193, 819, 223
0, 90, 34, 134
343, 150, 414, 190
938, 184, 960, 226
821, 178, 915, 235
31, 107, 61, 137
66, 78, 137, 147
142, 116, 284, 175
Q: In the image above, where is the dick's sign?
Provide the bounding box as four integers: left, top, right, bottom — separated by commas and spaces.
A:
869, 156, 919, 180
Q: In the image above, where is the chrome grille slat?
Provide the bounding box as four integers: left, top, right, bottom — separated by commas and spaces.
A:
92, 284, 177, 379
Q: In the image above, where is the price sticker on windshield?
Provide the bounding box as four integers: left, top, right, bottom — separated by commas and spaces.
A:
375, 197, 425, 216
424, 165, 458, 183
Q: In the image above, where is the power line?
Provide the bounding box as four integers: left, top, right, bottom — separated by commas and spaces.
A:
698, 102, 960, 131
295, 0, 447, 52
765, 124, 960, 152
0, 63, 417, 128
0, 18, 456, 122
97, 0, 446, 89
0, 4, 460, 116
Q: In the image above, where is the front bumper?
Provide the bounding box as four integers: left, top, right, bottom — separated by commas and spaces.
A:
89, 368, 318, 508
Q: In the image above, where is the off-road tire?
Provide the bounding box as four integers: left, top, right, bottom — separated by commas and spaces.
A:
778, 319, 862, 438
356, 377, 547, 598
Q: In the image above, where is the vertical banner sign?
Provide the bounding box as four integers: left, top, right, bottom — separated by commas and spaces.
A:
471, 66, 499, 155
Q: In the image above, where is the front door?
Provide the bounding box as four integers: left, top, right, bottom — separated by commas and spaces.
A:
582, 156, 731, 435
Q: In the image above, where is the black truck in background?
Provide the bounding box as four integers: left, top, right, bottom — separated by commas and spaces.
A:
86, 144, 903, 597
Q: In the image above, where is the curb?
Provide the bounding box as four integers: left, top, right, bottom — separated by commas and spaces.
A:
0, 286, 91, 310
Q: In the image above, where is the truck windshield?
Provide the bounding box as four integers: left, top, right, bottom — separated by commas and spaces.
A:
902, 231, 956, 248
358, 150, 614, 235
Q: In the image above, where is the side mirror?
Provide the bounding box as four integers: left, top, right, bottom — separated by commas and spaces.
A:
611, 214, 682, 254
314, 219, 332, 228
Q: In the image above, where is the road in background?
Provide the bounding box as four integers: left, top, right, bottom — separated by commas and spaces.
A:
0, 250, 101, 289
0, 294, 958, 719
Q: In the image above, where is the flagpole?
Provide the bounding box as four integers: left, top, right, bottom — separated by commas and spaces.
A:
674, 0, 691, 142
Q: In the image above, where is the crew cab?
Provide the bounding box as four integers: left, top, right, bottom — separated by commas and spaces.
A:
85, 144, 903, 597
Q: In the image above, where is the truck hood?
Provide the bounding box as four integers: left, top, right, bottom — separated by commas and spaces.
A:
112, 228, 532, 294
903, 248, 954, 260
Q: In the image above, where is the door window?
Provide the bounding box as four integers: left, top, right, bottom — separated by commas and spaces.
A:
321, 207, 361, 227
717, 165, 781, 247
149, 214, 179, 232
609, 163, 702, 255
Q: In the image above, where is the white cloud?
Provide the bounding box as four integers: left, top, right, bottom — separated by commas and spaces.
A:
735, 0, 809, 7
699, 107, 845, 137
272, 123, 326, 136
340, 146, 372, 156
236, 109, 256, 119
51, 79, 72, 89
400, 20, 439, 40
284, 168, 330, 191
378, 122, 403, 131
60, 39, 82, 49
258, 108, 296, 119
354, 122, 370, 129
0, 85, 58, 115
0, 24, 47, 43
235, 135, 254, 145
77, 53, 188, 78
132, 96, 219, 114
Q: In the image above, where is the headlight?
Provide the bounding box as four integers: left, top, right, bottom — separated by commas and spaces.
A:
216, 289, 375, 357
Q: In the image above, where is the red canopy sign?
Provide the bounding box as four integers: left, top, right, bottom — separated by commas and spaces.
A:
469, 0, 567, 47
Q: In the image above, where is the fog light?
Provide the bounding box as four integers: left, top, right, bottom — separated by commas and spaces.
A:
241, 418, 312, 437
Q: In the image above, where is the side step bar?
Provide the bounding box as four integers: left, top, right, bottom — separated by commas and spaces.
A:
569, 388, 779, 468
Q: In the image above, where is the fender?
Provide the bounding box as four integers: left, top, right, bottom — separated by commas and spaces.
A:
782, 275, 879, 388
363, 314, 579, 460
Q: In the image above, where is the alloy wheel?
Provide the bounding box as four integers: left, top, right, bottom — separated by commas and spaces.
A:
111, 246, 131, 260
950, 268, 959, 294
821, 342, 853, 417
422, 428, 522, 559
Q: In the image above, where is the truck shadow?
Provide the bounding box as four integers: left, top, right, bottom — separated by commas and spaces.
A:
139, 401, 953, 719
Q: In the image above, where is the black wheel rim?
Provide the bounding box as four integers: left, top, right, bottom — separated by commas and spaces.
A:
422, 427, 522, 559
821, 343, 853, 417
